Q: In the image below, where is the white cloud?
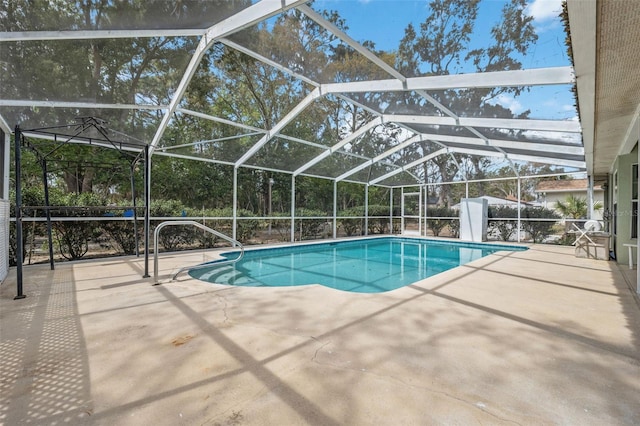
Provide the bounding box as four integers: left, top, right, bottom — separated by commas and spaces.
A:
487, 94, 525, 115
526, 0, 563, 22
522, 129, 582, 144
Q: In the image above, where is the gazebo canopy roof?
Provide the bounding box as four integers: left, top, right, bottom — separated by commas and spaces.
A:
0, 0, 584, 187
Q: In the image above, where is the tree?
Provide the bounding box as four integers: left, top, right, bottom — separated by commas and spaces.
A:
555, 195, 603, 220
2, 1, 245, 195
392, 0, 539, 200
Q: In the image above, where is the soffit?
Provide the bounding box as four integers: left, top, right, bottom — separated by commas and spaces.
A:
594, 0, 640, 173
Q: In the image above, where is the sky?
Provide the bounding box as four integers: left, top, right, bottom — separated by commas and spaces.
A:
312, 0, 575, 122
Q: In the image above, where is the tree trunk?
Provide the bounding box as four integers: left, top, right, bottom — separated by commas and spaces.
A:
63, 171, 80, 194
81, 167, 95, 193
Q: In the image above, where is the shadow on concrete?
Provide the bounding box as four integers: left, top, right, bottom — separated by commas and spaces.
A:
0, 268, 93, 423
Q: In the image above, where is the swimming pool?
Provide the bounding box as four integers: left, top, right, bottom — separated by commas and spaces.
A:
189, 237, 527, 293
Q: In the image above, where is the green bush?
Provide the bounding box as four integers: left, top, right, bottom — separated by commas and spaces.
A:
236, 208, 259, 243
9, 187, 46, 266
149, 204, 259, 248
338, 206, 364, 236
488, 206, 520, 241
101, 220, 141, 255
295, 208, 328, 240
521, 207, 560, 243
188, 207, 258, 244
183, 208, 221, 248
201, 208, 233, 237
367, 204, 390, 234
426, 206, 456, 237
269, 213, 292, 242
150, 199, 192, 251
336, 205, 394, 236
211, 207, 259, 243
448, 218, 460, 238
99, 202, 142, 255
51, 192, 106, 260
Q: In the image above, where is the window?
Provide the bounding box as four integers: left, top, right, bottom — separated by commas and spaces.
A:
632, 164, 638, 238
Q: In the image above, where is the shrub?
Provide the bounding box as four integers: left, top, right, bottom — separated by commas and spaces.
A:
51, 192, 105, 260
426, 206, 456, 237
99, 202, 143, 255
236, 209, 259, 243
195, 207, 258, 244
184, 208, 221, 248
367, 204, 390, 234
150, 199, 192, 251
521, 207, 561, 243
267, 213, 292, 242
338, 206, 364, 236
202, 208, 233, 237
448, 218, 460, 238
9, 187, 46, 266
488, 206, 520, 241
101, 220, 141, 255
295, 208, 328, 240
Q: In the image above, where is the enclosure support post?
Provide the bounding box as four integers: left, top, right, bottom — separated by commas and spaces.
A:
14, 126, 25, 299
41, 158, 54, 270
423, 185, 428, 237
268, 177, 273, 235
232, 167, 238, 242
587, 174, 594, 220
517, 177, 521, 243
400, 187, 404, 234
465, 181, 469, 198
2, 128, 8, 200
130, 162, 139, 257
389, 187, 393, 235
364, 184, 369, 236
333, 180, 337, 239
290, 176, 296, 242
418, 186, 423, 236
143, 145, 150, 278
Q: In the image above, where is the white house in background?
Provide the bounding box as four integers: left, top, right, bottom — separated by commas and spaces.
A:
534, 179, 604, 220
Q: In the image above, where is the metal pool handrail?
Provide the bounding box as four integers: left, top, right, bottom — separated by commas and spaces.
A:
153, 220, 244, 283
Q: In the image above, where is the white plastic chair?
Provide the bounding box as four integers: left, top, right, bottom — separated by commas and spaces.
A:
571, 220, 601, 246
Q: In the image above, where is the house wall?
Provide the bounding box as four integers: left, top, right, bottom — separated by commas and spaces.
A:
612, 147, 638, 266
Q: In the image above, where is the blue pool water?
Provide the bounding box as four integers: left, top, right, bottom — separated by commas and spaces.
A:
189, 237, 527, 293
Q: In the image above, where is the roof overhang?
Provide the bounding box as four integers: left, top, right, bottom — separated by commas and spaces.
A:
568, 0, 640, 177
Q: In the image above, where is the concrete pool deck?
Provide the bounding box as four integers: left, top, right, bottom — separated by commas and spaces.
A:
1, 243, 639, 425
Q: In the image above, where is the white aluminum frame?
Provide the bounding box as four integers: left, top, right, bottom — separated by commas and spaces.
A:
0, 0, 591, 251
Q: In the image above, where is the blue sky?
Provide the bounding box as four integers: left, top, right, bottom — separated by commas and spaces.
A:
312, 0, 575, 122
